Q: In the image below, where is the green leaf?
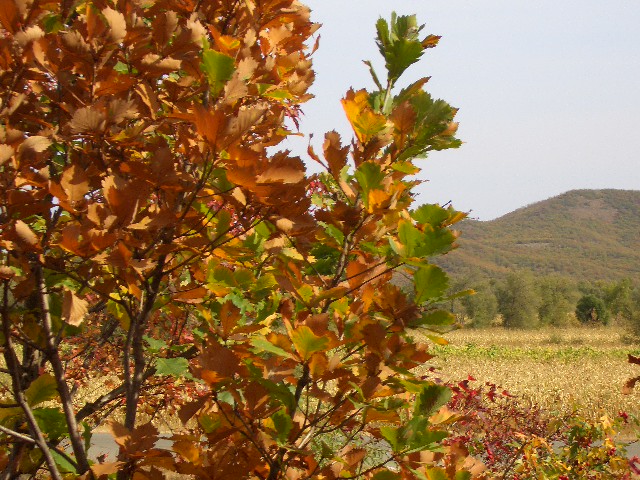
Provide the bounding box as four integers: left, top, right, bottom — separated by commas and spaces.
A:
382, 417, 448, 454
354, 162, 384, 197
256, 378, 296, 414
414, 266, 449, 304
411, 204, 450, 228
50, 449, 77, 474
398, 221, 422, 257
250, 337, 293, 359
320, 222, 345, 245
25, 374, 58, 407
380, 425, 403, 453
372, 472, 400, 480
233, 268, 254, 288
411, 310, 456, 329
455, 472, 472, 480
0, 407, 22, 427
42, 14, 64, 34
82, 421, 92, 452
376, 13, 425, 83
107, 299, 130, 330
270, 408, 293, 445
114, 61, 129, 74
424, 467, 450, 480
201, 50, 235, 96
414, 384, 452, 417
155, 357, 191, 378
215, 209, 232, 237
291, 326, 329, 361
144, 335, 168, 352
33, 408, 67, 440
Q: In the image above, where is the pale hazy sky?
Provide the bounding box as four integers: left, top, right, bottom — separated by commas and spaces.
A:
288, 1, 640, 220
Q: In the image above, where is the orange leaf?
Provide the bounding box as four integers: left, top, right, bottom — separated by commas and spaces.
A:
346, 259, 367, 290
367, 189, 391, 213
192, 106, 223, 145
422, 34, 441, 48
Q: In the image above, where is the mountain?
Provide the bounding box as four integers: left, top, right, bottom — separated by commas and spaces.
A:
438, 189, 640, 281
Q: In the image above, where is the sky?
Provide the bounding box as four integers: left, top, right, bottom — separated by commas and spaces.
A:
286, 1, 640, 220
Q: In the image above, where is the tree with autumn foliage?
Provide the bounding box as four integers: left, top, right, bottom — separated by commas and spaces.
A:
0, 1, 476, 478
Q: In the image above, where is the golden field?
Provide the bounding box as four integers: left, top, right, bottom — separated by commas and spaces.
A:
418, 326, 640, 423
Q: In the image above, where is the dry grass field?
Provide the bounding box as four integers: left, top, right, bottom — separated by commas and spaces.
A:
418, 326, 640, 424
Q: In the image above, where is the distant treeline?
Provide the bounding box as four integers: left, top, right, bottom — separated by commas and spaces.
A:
443, 271, 640, 333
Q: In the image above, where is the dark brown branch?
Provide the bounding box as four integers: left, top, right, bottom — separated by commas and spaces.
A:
34, 264, 90, 474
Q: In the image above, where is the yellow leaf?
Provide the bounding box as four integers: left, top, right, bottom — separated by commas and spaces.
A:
173, 439, 201, 464
341, 89, 388, 143
367, 189, 391, 213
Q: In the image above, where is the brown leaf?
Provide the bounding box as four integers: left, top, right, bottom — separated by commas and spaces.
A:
90, 462, 125, 478
628, 354, 640, 365
0, 266, 16, 280
172, 286, 207, 304
0, 144, 14, 165
218, 300, 241, 337
134, 81, 160, 119
14, 25, 44, 46
106, 420, 130, 449
60, 163, 90, 203
422, 34, 441, 48
178, 397, 207, 425
198, 341, 242, 381
62, 289, 89, 327
14, 220, 38, 248
19, 136, 51, 155
108, 99, 138, 124
102, 7, 127, 44
256, 167, 304, 184
223, 106, 266, 146
622, 376, 640, 395
323, 131, 349, 178
0, 0, 18, 34
192, 106, 223, 145
70, 107, 106, 134
61, 31, 91, 55
151, 10, 178, 47
141, 53, 181, 72
274, 218, 294, 233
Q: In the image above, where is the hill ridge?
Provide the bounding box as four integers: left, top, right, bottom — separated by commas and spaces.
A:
439, 189, 640, 281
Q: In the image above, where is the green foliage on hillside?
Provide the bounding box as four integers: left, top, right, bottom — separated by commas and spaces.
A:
439, 189, 640, 281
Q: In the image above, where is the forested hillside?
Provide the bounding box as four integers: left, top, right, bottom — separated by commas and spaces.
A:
439, 189, 640, 281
